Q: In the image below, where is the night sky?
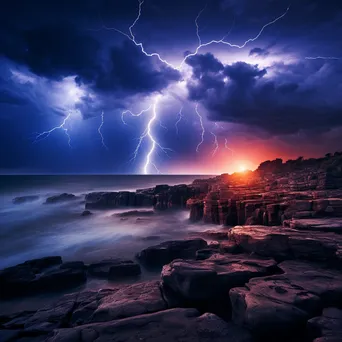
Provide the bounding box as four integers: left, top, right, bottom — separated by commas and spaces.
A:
1, 0, 341, 174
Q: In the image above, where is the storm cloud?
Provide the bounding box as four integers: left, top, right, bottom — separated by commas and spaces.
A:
186, 53, 342, 135
0, 22, 181, 99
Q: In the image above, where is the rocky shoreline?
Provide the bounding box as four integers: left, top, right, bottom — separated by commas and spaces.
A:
1, 152, 342, 341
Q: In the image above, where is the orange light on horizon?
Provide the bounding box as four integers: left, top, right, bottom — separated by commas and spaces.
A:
238, 165, 247, 172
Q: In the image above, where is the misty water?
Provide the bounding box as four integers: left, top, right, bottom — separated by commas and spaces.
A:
0, 175, 216, 312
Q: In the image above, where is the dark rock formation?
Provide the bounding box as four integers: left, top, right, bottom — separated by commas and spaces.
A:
89, 281, 166, 323
195, 248, 217, 260
81, 210, 92, 217
88, 259, 141, 279
136, 239, 207, 267
308, 308, 342, 342
181, 153, 342, 226
113, 210, 154, 217
230, 260, 342, 338
85, 191, 154, 209
187, 198, 204, 222
60, 261, 85, 270
47, 308, 252, 342
0, 257, 86, 298
161, 253, 277, 314
227, 225, 342, 262
12, 195, 39, 204
45, 193, 76, 204
284, 217, 342, 233
85, 184, 201, 211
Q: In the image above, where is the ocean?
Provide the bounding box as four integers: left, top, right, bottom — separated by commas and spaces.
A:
0, 175, 215, 270
0, 174, 219, 313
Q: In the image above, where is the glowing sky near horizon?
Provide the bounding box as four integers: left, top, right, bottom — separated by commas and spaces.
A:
1, 0, 342, 174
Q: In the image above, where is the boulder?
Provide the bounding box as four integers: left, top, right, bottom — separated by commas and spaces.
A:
47, 308, 253, 342
12, 195, 39, 204
227, 225, 342, 262
1, 282, 167, 334
230, 260, 342, 338
90, 281, 166, 323
88, 259, 141, 279
195, 249, 217, 260
308, 308, 342, 342
0, 256, 86, 298
60, 262, 85, 270
136, 239, 208, 267
161, 254, 277, 309
45, 193, 76, 204
81, 210, 92, 217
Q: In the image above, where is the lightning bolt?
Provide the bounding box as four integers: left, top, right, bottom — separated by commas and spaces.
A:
195, 5, 207, 46
98, 111, 108, 150
195, 103, 205, 153
305, 56, 340, 60
214, 122, 224, 129
102, 1, 290, 71
211, 131, 219, 156
121, 106, 152, 125
143, 96, 172, 174
225, 138, 235, 155
175, 106, 184, 134
128, 96, 172, 174
99, 0, 289, 173
159, 120, 168, 131
34, 112, 72, 147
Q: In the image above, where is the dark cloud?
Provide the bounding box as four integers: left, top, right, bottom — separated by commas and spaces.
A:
186, 54, 342, 135
92, 42, 181, 95
0, 22, 181, 99
185, 53, 224, 78
249, 47, 270, 57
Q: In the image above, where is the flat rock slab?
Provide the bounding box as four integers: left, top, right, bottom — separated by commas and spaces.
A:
47, 308, 253, 342
161, 253, 277, 304
88, 259, 141, 279
91, 281, 166, 323
1, 281, 167, 336
0, 257, 86, 298
228, 225, 342, 262
136, 239, 208, 267
199, 229, 231, 241
285, 218, 342, 233
230, 260, 342, 338
308, 308, 342, 342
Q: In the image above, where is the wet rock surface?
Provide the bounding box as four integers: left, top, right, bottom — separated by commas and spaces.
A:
88, 259, 141, 279
2, 152, 342, 341
161, 253, 277, 316
47, 308, 253, 342
227, 225, 342, 262
45, 193, 77, 204
136, 239, 208, 268
229, 260, 342, 338
308, 308, 342, 342
0, 257, 87, 299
